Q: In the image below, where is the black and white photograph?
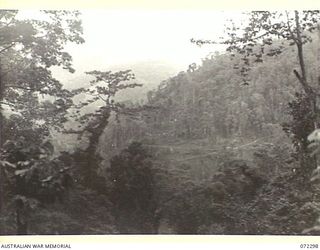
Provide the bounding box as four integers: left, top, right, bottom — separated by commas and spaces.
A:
1, 7, 320, 236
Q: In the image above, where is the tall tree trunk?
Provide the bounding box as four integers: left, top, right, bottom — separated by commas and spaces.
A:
293, 10, 318, 179
83, 108, 111, 189
294, 11, 317, 126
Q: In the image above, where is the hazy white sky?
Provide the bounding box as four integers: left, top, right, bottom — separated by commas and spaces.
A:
19, 10, 245, 80
63, 10, 243, 72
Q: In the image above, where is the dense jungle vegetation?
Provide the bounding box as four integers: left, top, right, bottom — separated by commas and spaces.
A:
2, 10, 320, 235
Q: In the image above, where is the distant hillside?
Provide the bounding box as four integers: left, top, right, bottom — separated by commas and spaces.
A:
50, 60, 180, 153
53, 60, 180, 103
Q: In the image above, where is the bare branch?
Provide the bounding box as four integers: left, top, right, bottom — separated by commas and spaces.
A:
97, 94, 107, 103
6, 85, 34, 91
0, 43, 15, 54
0, 101, 15, 107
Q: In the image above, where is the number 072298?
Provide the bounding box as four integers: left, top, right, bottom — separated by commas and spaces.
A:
300, 244, 319, 248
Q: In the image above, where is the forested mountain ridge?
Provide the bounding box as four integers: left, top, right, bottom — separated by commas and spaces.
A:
101, 41, 300, 162
91, 23, 320, 234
